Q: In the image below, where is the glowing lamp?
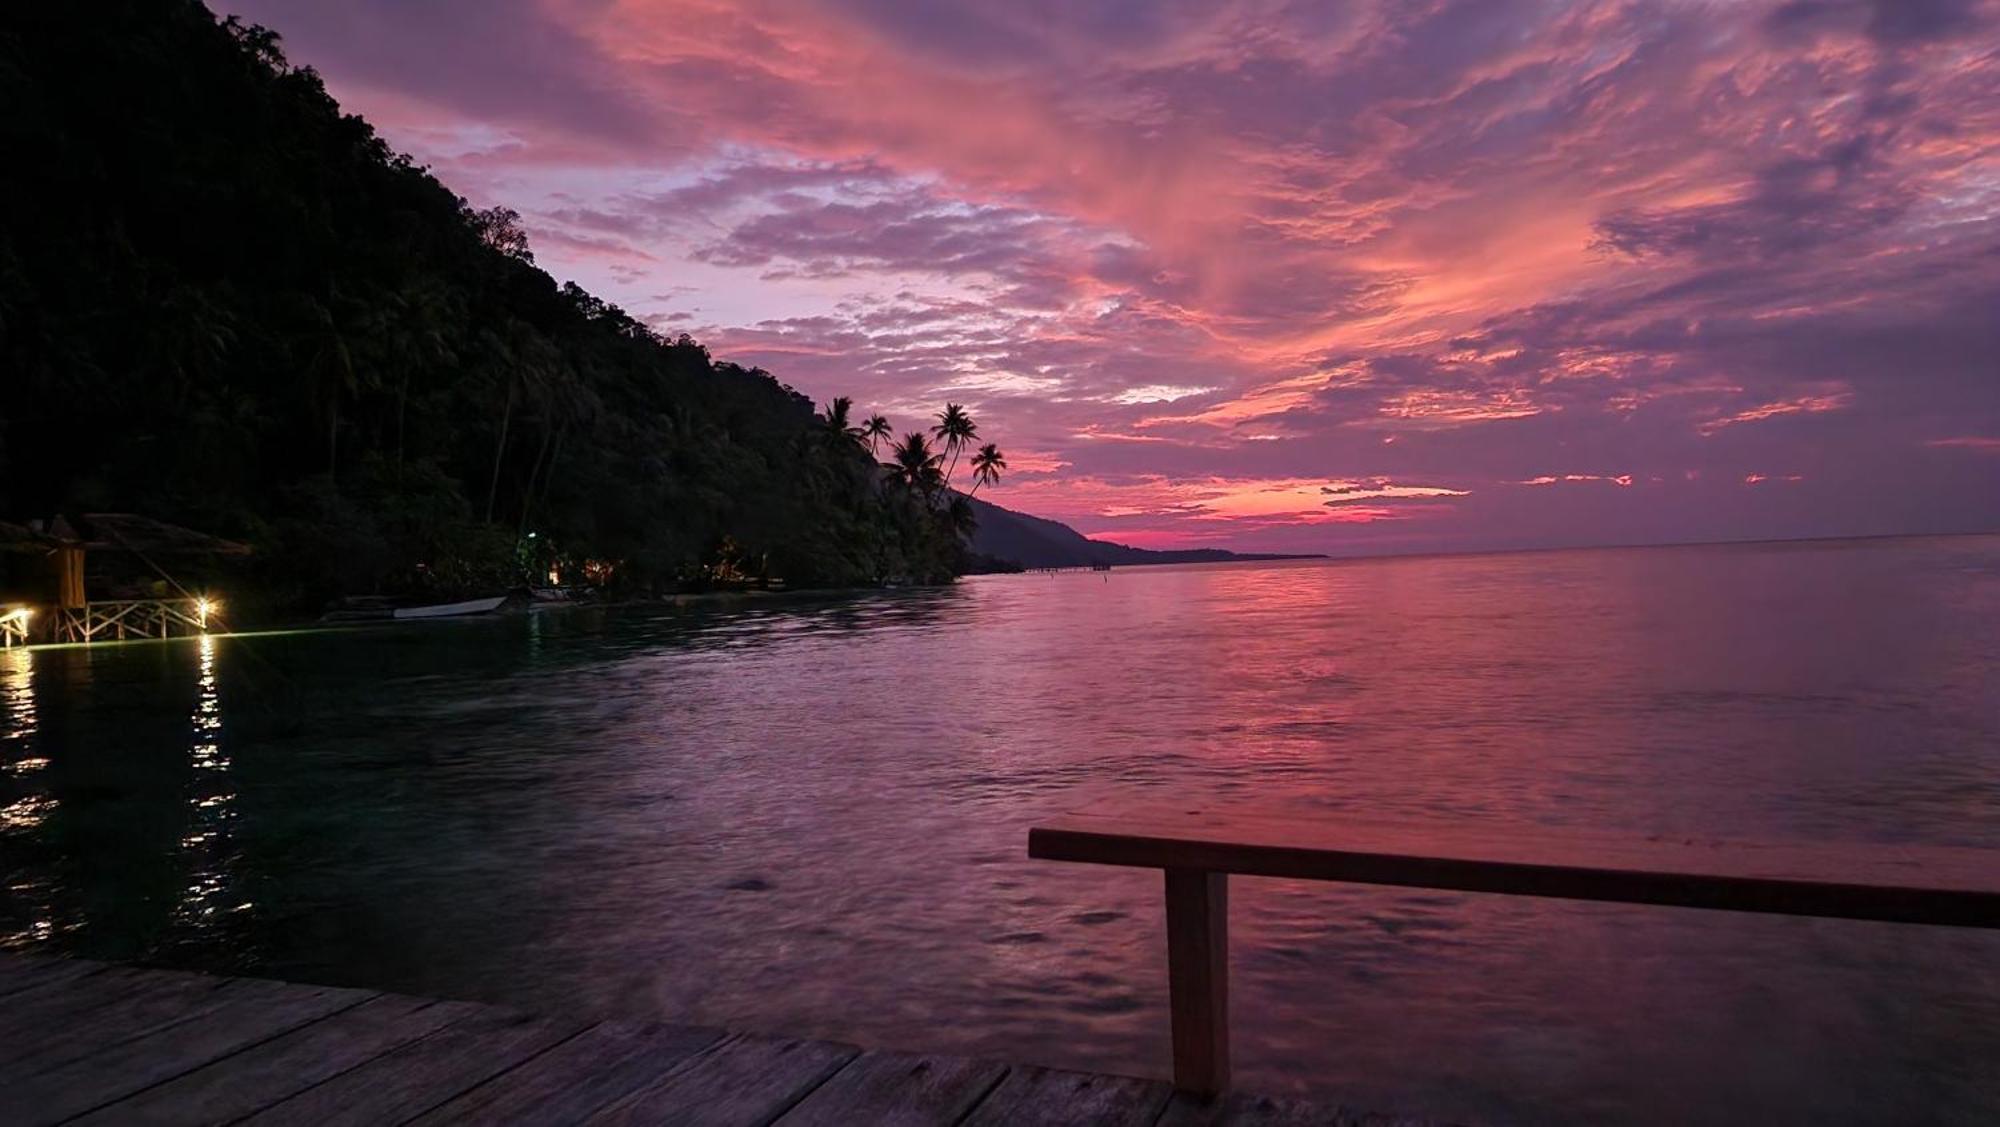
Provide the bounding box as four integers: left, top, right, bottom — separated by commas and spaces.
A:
0, 606, 29, 647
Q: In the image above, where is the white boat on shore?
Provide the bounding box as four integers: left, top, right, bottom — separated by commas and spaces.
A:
391, 595, 506, 620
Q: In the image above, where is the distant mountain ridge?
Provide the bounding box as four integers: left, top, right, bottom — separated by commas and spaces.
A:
963, 494, 1324, 569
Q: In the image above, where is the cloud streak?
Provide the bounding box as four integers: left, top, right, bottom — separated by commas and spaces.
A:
231, 0, 2000, 552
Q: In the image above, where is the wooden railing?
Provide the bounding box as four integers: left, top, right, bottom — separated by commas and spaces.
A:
55, 598, 213, 643
1028, 805, 2000, 1097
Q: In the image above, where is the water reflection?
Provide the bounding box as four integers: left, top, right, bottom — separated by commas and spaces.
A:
1, 646, 41, 775
0, 646, 55, 946
1, 540, 1997, 1125
174, 634, 248, 932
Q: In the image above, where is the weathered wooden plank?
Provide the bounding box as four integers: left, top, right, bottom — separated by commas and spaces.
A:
957, 1065, 1173, 1127
775, 1049, 1006, 1126
0, 954, 107, 999
1157, 1091, 1442, 1126
411, 1018, 728, 1126
0, 963, 220, 1041
1165, 868, 1230, 1096
70, 993, 480, 1127
1030, 806, 2000, 927
0, 966, 243, 1081
239, 1007, 589, 1127
0, 954, 1433, 1127
586, 1034, 857, 1126
9, 978, 375, 1126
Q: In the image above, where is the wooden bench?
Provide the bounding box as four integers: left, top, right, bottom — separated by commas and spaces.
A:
1028, 805, 2000, 1097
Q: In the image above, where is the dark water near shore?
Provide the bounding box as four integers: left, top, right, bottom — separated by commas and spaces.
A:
5, 534, 1999, 1124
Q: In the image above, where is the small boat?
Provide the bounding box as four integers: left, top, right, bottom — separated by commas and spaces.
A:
392, 595, 506, 620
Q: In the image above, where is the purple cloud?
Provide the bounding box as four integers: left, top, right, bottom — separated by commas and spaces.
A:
223, 0, 2000, 552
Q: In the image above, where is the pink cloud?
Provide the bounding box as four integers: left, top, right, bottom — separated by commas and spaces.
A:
1520, 474, 1634, 487
1697, 389, 1855, 435
229, 0, 2000, 552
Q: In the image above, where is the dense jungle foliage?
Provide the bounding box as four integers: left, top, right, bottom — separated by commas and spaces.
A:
0, 2, 999, 612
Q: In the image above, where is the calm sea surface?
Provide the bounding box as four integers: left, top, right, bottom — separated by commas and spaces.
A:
4, 535, 1998, 1124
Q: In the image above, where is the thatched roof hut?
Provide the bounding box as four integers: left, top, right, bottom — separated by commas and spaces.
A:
0, 520, 56, 553
61, 513, 251, 557
0, 514, 249, 609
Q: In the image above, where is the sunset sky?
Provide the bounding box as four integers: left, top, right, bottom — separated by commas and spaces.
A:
228, 0, 1999, 554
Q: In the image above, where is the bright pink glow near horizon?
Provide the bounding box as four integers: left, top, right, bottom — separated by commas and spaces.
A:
232, 0, 1999, 555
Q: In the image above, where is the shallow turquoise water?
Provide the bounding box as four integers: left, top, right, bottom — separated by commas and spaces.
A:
4, 535, 1998, 1124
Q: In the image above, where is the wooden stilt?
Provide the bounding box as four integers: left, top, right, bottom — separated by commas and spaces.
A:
1163, 868, 1229, 1096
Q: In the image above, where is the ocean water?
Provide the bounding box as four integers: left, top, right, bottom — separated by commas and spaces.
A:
3, 534, 1998, 1124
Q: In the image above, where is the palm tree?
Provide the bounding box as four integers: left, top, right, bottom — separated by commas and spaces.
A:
861, 413, 892, 454
886, 432, 944, 495
822, 396, 863, 447
967, 443, 1006, 496
518, 355, 596, 535
931, 403, 977, 486
298, 294, 364, 483
382, 281, 457, 469
483, 319, 557, 524
946, 494, 978, 540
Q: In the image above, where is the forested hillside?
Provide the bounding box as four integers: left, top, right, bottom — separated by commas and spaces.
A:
0, 2, 970, 610
963, 496, 1323, 569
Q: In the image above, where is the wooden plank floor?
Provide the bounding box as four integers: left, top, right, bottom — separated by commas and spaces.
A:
0, 954, 1441, 1126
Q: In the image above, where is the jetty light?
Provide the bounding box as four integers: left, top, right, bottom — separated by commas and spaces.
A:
195, 597, 218, 628
0, 606, 30, 624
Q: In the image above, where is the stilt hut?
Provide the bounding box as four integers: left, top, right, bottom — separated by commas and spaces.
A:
0, 522, 46, 646
0, 514, 249, 643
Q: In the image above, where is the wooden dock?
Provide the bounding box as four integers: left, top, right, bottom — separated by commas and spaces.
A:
0, 953, 1433, 1126
1030, 805, 2000, 1096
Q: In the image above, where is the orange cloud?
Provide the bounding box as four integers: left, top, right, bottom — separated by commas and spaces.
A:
246, 0, 2000, 552
1698, 389, 1854, 435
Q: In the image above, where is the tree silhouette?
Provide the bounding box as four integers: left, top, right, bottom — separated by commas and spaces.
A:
948, 493, 978, 533
0, 1, 1009, 602
886, 432, 945, 496
862, 413, 892, 454
822, 396, 864, 449
968, 443, 1007, 496
932, 403, 977, 486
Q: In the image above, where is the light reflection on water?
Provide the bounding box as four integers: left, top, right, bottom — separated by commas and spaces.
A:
1, 647, 53, 944
175, 633, 246, 931
0, 535, 1998, 1125
2, 647, 39, 769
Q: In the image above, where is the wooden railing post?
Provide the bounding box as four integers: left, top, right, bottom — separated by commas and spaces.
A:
1164, 868, 1229, 1096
